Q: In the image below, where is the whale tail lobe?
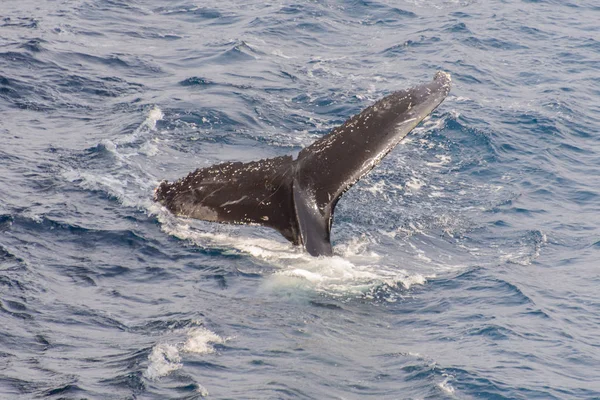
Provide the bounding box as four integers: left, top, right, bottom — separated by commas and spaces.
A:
155, 71, 451, 256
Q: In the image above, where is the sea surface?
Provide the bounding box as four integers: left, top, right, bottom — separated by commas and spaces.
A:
1, 0, 599, 399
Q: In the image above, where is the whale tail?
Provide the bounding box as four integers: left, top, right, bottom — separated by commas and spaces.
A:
155, 71, 451, 256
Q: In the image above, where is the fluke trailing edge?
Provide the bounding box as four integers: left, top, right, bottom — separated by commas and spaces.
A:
155, 71, 451, 256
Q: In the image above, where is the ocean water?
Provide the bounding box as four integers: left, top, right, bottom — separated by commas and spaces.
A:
1, 0, 599, 399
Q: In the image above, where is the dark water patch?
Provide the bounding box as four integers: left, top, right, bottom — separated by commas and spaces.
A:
96, 265, 132, 280
450, 11, 472, 18
107, 287, 175, 305
278, 69, 298, 83
224, 72, 272, 88
298, 21, 337, 35
45, 303, 129, 332
278, 4, 314, 15
404, 35, 443, 49
0, 246, 28, 278
499, 117, 561, 151
401, 362, 440, 382
122, 29, 183, 41
464, 36, 529, 51
76, 0, 151, 22
100, 371, 146, 396
0, 215, 14, 231
0, 329, 49, 355
0, 376, 38, 398
348, 0, 417, 18
576, 37, 600, 52
557, 141, 590, 155
58, 264, 98, 287
156, 5, 221, 19
488, 277, 535, 306
466, 324, 515, 340
297, 93, 359, 118
490, 205, 548, 218
34, 334, 51, 350
431, 266, 484, 288
329, 1, 418, 27
0, 299, 33, 320
435, 267, 535, 308
155, 4, 240, 26
100, 347, 152, 372
18, 38, 47, 53
0, 72, 52, 112
449, 63, 486, 85
57, 51, 164, 77
424, 113, 500, 176
569, 189, 599, 204
89, 0, 150, 13
43, 383, 85, 397
382, 36, 442, 56
309, 300, 344, 310
444, 21, 472, 34
52, 23, 106, 37
185, 359, 228, 371
57, 73, 144, 99
147, 381, 207, 400
0, 274, 27, 293
261, 382, 311, 399
0, 51, 58, 71
203, 273, 228, 289
0, 146, 21, 164
171, 382, 206, 395
179, 76, 214, 87
128, 318, 203, 335
10, 214, 155, 252
205, 41, 263, 65
0, 16, 38, 29
445, 367, 554, 400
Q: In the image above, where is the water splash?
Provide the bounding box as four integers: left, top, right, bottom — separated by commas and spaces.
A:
144, 327, 226, 382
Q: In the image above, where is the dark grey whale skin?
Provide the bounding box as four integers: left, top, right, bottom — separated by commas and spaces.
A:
155, 71, 451, 256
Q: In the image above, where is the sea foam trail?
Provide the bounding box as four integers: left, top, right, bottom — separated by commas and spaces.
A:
155, 207, 432, 299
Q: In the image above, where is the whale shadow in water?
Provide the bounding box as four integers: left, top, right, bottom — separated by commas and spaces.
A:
155, 71, 452, 256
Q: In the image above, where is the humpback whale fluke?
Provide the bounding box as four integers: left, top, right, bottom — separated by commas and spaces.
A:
155, 71, 451, 256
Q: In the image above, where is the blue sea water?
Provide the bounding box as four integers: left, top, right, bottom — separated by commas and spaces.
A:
1, 0, 599, 398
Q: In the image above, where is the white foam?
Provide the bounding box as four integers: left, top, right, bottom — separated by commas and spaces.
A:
266, 254, 430, 297
62, 168, 153, 209
272, 49, 294, 59
62, 107, 165, 209
182, 328, 226, 354
405, 177, 425, 191
144, 327, 226, 382
438, 373, 456, 395
361, 179, 389, 197
144, 344, 182, 380
426, 154, 452, 168
139, 141, 159, 156
454, 96, 471, 102
152, 209, 431, 298
146, 107, 164, 129
115, 106, 163, 146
